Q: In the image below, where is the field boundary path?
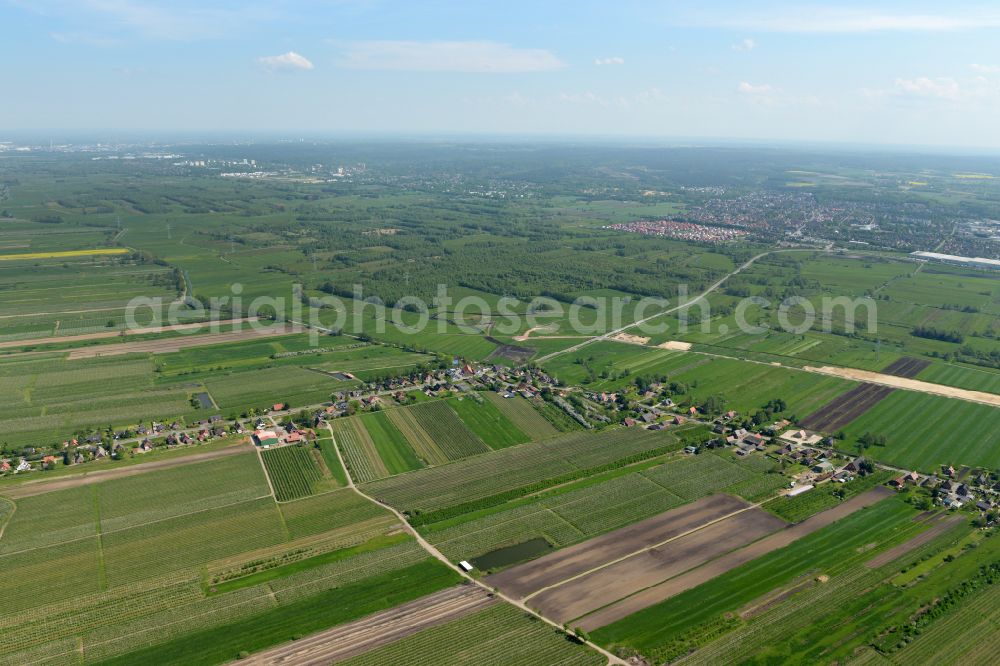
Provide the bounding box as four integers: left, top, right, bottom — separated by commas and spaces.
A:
324, 423, 626, 666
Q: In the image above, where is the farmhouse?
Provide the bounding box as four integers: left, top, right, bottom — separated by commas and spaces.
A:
843, 456, 865, 473
254, 429, 281, 447
812, 461, 835, 475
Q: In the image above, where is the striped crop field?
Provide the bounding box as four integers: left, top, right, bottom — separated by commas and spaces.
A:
261, 446, 325, 501
330, 417, 389, 483
386, 406, 450, 465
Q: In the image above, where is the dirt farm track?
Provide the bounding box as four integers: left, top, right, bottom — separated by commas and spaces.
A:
236, 585, 494, 665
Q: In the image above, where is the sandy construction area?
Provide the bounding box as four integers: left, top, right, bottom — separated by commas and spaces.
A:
530, 507, 787, 624
577, 486, 893, 631
657, 340, 692, 351
803, 365, 1000, 407
609, 332, 651, 345
237, 585, 494, 665
67, 324, 300, 359
486, 494, 750, 600
1, 443, 253, 499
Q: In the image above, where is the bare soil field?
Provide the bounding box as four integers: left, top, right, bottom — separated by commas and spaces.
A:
864, 513, 963, 569
576, 486, 893, 631
802, 365, 1000, 407
486, 494, 750, 600
1, 443, 253, 499
530, 507, 787, 624
881, 356, 931, 379
66, 324, 299, 359
799, 382, 895, 433
237, 585, 494, 665
800, 356, 933, 432
484, 335, 536, 363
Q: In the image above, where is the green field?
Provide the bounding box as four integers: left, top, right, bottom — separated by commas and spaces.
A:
314, 435, 349, 486
358, 411, 424, 473
484, 392, 560, 439
840, 390, 1000, 472
448, 395, 530, 449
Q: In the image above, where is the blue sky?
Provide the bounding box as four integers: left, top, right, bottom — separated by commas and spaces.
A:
3, 1, 1000, 148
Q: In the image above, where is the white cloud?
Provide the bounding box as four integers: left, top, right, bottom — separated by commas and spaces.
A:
258, 51, 314, 71
893, 77, 961, 99
731, 38, 756, 51
635, 87, 666, 103
334, 40, 565, 73
594, 56, 625, 66
681, 8, 1000, 33
555, 87, 667, 109
970, 63, 1000, 74
738, 81, 773, 95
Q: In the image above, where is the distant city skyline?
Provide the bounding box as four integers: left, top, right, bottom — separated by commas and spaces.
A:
3, 1, 1000, 149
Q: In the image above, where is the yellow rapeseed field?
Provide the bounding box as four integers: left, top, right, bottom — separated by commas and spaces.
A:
0, 248, 129, 260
